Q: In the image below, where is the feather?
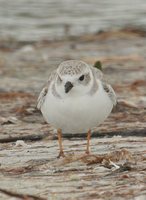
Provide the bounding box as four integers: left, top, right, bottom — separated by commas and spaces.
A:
37, 70, 57, 110
102, 82, 117, 106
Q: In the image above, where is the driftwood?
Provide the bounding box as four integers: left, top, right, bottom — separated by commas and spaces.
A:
0, 133, 46, 143
62, 128, 146, 138
0, 29, 146, 200
0, 128, 145, 143
0, 188, 46, 200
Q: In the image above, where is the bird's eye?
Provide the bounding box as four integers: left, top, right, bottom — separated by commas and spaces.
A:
79, 75, 84, 81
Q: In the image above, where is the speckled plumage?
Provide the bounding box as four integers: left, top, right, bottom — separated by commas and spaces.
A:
58, 60, 89, 76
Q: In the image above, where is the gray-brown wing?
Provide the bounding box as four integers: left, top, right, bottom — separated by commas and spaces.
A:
37, 70, 57, 110
102, 82, 117, 106
91, 66, 103, 80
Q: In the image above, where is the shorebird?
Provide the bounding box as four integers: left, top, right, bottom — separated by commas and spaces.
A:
37, 60, 116, 158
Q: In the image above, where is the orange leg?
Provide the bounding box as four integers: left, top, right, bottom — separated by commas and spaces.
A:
86, 129, 91, 154
57, 129, 65, 158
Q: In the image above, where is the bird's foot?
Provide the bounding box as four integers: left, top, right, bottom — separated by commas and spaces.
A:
85, 150, 90, 155
57, 151, 65, 158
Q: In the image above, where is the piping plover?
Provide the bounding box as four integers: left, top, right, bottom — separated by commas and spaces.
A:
37, 60, 117, 158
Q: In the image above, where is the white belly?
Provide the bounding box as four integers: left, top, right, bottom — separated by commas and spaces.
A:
41, 84, 113, 133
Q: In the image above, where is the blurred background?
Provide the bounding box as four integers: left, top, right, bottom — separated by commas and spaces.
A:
0, 0, 146, 41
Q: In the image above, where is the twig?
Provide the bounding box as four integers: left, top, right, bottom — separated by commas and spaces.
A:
0, 188, 47, 200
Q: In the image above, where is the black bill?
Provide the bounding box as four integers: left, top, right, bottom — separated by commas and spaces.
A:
65, 81, 73, 93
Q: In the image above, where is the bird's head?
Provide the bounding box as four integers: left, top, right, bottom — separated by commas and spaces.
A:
55, 60, 93, 97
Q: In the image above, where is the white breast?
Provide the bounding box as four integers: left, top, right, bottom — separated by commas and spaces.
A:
41, 81, 113, 133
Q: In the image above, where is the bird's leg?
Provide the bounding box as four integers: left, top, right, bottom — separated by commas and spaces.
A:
86, 129, 91, 154
57, 129, 65, 158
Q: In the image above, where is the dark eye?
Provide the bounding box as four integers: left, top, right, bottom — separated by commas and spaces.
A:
79, 75, 84, 81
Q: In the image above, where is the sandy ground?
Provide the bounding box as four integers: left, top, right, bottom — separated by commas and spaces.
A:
0, 28, 146, 200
